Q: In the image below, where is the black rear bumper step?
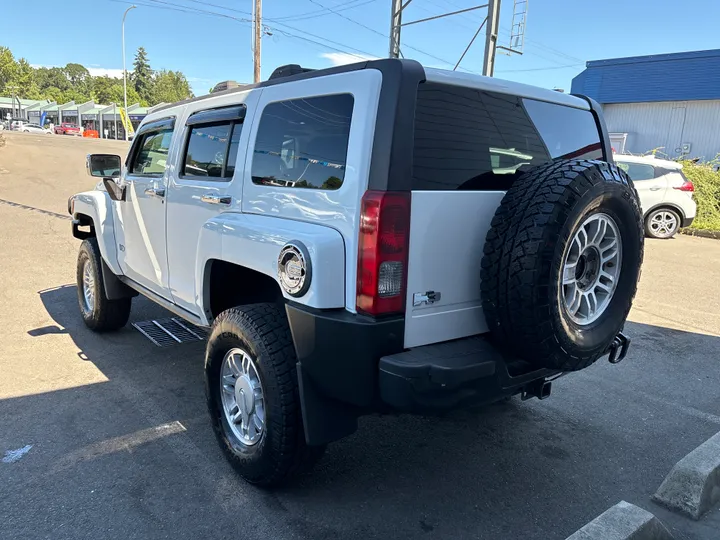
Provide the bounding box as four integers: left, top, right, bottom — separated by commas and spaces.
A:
379, 335, 559, 412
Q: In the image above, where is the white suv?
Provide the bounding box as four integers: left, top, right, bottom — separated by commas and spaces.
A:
69, 59, 644, 486
615, 154, 696, 238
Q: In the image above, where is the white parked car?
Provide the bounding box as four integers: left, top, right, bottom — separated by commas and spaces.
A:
21, 123, 52, 135
615, 154, 696, 239
69, 59, 644, 486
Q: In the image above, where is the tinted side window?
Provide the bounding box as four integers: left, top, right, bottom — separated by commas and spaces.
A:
129, 129, 173, 176
412, 83, 602, 190
183, 124, 232, 178
251, 94, 354, 190
617, 162, 655, 181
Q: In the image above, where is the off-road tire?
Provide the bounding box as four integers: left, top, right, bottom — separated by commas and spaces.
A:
76, 238, 131, 331
480, 160, 644, 371
205, 303, 325, 487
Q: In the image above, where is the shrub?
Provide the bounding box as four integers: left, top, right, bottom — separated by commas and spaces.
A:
679, 159, 720, 231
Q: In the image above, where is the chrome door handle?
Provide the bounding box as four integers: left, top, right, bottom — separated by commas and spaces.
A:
144, 187, 165, 198
201, 194, 232, 205
649, 186, 663, 191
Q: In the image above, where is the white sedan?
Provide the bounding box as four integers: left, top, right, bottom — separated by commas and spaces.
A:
615, 154, 696, 239
21, 123, 53, 135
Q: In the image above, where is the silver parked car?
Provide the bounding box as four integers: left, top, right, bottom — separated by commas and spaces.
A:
21, 123, 52, 135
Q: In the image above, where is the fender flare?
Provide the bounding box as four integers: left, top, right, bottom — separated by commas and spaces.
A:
70, 190, 122, 276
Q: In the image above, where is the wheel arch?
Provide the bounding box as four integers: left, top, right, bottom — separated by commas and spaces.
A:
202, 259, 284, 323
69, 191, 122, 275
644, 202, 685, 222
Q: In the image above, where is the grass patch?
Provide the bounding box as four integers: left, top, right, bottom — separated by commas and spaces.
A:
679, 160, 720, 232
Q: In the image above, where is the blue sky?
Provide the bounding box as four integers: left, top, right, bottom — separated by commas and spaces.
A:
3, 0, 720, 96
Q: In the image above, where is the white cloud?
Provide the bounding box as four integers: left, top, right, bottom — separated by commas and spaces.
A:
319, 52, 378, 66
87, 67, 124, 78
31, 63, 124, 78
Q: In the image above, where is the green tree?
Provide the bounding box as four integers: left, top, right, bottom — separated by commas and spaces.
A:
321, 176, 343, 190
35, 67, 71, 92
14, 59, 41, 99
152, 69, 193, 104
132, 47, 153, 104
92, 76, 141, 106
0, 47, 18, 93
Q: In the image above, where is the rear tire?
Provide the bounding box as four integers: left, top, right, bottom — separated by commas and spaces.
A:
645, 208, 681, 239
205, 303, 325, 487
76, 238, 131, 331
481, 160, 644, 371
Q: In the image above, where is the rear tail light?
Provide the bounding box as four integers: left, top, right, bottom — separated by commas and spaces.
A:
356, 190, 410, 316
673, 180, 695, 192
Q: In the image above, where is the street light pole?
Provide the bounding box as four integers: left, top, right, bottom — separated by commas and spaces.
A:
122, 5, 137, 141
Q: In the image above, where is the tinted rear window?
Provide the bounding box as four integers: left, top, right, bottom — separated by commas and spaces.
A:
412, 82, 603, 190
251, 94, 353, 190
616, 161, 655, 181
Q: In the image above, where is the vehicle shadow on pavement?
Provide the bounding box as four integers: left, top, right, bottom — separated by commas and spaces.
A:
12, 286, 720, 540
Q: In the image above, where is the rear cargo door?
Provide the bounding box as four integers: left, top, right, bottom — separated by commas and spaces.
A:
404, 82, 604, 348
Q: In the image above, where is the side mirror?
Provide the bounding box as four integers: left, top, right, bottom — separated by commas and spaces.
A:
86, 154, 122, 178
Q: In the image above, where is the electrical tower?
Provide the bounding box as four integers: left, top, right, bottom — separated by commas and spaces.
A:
388, 0, 527, 76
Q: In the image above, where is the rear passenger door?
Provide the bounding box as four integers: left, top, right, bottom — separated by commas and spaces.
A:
165, 95, 256, 315
617, 161, 662, 214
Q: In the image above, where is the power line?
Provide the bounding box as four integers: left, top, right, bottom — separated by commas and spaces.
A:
271, 0, 379, 22
304, 0, 468, 70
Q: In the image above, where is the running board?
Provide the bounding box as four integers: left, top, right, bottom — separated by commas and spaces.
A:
133, 317, 207, 347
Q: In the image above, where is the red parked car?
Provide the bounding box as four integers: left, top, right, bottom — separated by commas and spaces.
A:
54, 123, 81, 135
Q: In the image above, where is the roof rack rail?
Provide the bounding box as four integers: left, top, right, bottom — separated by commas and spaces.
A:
269, 64, 315, 81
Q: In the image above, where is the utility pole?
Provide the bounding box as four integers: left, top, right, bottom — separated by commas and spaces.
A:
6, 85, 19, 119
253, 0, 262, 83
482, 0, 500, 76
122, 5, 136, 141
389, 0, 403, 58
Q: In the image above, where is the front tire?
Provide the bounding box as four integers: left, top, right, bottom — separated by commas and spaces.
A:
645, 208, 681, 239
205, 303, 325, 486
76, 238, 131, 331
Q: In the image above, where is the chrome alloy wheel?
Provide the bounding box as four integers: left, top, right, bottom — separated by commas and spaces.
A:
81, 259, 95, 314
220, 348, 265, 446
649, 211, 678, 238
561, 213, 622, 326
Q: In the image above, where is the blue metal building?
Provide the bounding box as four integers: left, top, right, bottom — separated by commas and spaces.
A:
571, 49, 720, 160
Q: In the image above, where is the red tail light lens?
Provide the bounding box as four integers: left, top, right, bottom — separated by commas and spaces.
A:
356, 190, 410, 316
673, 180, 695, 192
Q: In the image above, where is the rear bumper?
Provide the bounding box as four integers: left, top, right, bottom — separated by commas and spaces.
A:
682, 216, 695, 228
285, 303, 563, 446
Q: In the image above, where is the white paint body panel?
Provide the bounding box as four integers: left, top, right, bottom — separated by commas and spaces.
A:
72, 190, 122, 275
165, 89, 261, 313
208, 213, 346, 310
240, 70, 383, 312
404, 191, 506, 348
116, 163, 174, 299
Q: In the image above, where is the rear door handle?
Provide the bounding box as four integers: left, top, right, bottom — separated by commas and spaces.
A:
649, 186, 663, 191
144, 187, 165, 198
201, 194, 232, 205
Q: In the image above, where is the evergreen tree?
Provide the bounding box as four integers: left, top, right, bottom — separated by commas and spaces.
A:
132, 46, 153, 104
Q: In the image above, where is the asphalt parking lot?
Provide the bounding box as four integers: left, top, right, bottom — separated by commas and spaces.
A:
1, 131, 719, 540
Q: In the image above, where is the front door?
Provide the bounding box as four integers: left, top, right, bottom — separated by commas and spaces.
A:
165, 96, 256, 314
115, 117, 176, 298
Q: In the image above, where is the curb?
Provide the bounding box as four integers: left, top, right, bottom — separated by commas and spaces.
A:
565, 501, 674, 540
652, 431, 720, 519
680, 228, 720, 240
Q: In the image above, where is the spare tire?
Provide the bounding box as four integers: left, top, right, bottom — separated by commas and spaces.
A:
480, 160, 644, 371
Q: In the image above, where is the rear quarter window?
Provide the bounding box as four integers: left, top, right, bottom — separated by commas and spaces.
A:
251, 94, 353, 190
412, 82, 603, 191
